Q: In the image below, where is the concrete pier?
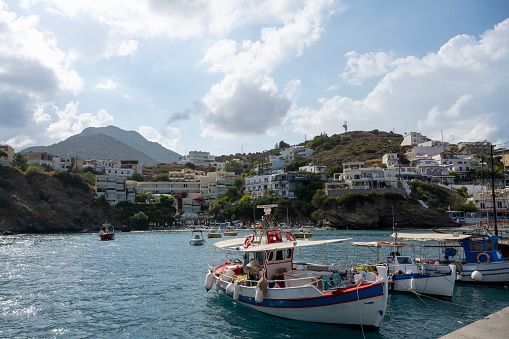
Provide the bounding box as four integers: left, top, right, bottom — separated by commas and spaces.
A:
441, 306, 509, 339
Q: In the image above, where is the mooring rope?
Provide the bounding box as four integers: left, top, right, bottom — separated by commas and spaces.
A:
356, 282, 366, 339
119, 288, 213, 338
392, 281, 489, 323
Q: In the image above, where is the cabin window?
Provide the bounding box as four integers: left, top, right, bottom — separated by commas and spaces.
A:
276, 250, 284, 261
286, 249, 292, 258
485, 240, 493, 251
397, 257, 412, 264
469, 242, 484, 253
267, 251, 274, 262
256, 252, 264, 265
387, 257, 395, 264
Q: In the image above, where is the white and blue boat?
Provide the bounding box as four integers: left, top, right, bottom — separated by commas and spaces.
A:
394, 232, 509, 284
353, 240, 456, 298
455, 235, 509, 283
204, 205, 389, 329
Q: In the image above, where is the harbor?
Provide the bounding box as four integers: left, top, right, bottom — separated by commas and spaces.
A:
2, 229, 508, 338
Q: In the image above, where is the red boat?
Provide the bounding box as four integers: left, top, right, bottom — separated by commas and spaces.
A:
99, 222, 115, 241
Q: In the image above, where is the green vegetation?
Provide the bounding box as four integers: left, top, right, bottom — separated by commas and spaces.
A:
53, 170, 94, 191
116, 198, 176, 229
224, 160, 244, 175
408, 181, 454, 209
452, 201, 477, 212
12, 153, 28, 172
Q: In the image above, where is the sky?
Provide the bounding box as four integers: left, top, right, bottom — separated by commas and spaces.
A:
1, 0, 509, 157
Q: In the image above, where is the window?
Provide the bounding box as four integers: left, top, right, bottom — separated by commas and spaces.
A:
287, 249, 292, 259
485, 240, 493, 251
276, 250, 284, 261
256, 252, 264, 265
469, 241, 484, 252
267, 251, 274, 262
397, 257, 412, 264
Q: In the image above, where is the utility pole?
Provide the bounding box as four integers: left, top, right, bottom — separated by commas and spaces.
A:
490, 144, 498, 236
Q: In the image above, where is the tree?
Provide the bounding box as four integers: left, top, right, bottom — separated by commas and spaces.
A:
327, 164, 343, 178
0, 149, 8, 160
12, 153, 28, 172
132, 211, 149, 229
128, 172, 144, 181
224, 160, 243, 175
285, 157, 308, 171
279, 140, 290, 149
234, 176, 244, 194
185, 162, 196, 169
136, 193, 149, 203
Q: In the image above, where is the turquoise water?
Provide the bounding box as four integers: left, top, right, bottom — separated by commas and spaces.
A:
1, 230, 508, 338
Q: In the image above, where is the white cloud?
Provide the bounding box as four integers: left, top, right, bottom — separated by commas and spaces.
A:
341, 51, 396, 85
5, 134, 36, 151
95, 77, 119, 90
0, 2, 83, 131
198, 0, 335, 138
290, 19, 509, 145
138, 125, 180, 151
103, 39, 139, 58
43, 101, 114, 140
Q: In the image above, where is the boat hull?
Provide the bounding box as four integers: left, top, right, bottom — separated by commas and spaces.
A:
212, 276, 388, 329
457, 261, 509, 283
99, 233, 115, 241
391, 264, 456, 298
190, 239, 205, 246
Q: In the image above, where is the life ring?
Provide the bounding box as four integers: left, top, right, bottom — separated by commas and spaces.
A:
476, 252, 490, 264
377, 241, 390, 245
244, 234, 255, 249
284, 231, 296, 242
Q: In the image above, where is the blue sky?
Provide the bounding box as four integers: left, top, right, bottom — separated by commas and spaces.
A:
1, 0, 508, 157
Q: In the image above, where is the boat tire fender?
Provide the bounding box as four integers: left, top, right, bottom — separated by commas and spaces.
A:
284, 231, 296, 242
476, 252, 490, 264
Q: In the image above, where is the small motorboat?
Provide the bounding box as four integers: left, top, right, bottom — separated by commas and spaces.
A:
190, 231, 205, 246
224, 227, 237, 236
293, 229, 313, 238
207, 228, 222, 238
353, 240, 456, 298
204, 205, 389, 329
99, 222, 115, 241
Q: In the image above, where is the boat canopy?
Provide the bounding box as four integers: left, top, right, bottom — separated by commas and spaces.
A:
351, 241, 414, 248
390, 232, 471, 242
214, 237, 351, 252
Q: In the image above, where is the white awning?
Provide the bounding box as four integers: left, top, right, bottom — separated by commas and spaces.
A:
214, 237, 351, 252
391, 232, 471, 242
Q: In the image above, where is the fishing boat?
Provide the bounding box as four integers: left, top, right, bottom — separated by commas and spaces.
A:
394, 232, 509, 284
204, 205, 389, 329
99, 222, 115, 241
353, 240, 456, 298
189, 230, 205, 246
207, 228, 222, 238
293, 229, 313, 238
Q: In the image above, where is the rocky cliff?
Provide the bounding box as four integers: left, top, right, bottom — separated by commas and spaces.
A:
0, 166, 119, 234
317, 195, 457, 229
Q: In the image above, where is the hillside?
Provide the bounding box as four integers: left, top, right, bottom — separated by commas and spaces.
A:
21, 125, 180, 166
0, 166, 120, 233
77, 126, 180, 163
22, 134, 162, 166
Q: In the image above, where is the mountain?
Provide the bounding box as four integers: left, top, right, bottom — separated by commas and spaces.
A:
76, 126, 180, 163
21, 126, 180, 166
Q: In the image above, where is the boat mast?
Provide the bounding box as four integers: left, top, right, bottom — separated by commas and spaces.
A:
490, 144, 498, 236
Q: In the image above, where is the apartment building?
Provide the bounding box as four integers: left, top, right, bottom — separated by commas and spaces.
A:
20, 151, 55, 167
244, 170, 321, 199
179, 150, 216, 165
332, 162, 399, 189
280, 145, 314, 162
401, 132, 430, 147
469, 188, 509, 213
432, 152, 479, 179
0, 145, 14, 164
299, 165, 327, 173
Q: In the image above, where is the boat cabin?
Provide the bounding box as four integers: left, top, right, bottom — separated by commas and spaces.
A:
461, 236, 504, 264
387, 255, 419, 274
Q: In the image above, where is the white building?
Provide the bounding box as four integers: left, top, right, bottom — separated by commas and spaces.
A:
179, 150, 216, 165
382, 152, 399, 167
280, 145, 314, 162
332, 162, 399, 189
299, 165, 327, 173
244, 171, 319, 199
431, 152, 479, 179
401, 132, 430, 147
253, 155, 286, 173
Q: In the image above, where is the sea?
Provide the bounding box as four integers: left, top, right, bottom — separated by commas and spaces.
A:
1, 229, 508, 339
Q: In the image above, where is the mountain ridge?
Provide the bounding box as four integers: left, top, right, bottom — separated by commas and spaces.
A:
21, 126, 180, 166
